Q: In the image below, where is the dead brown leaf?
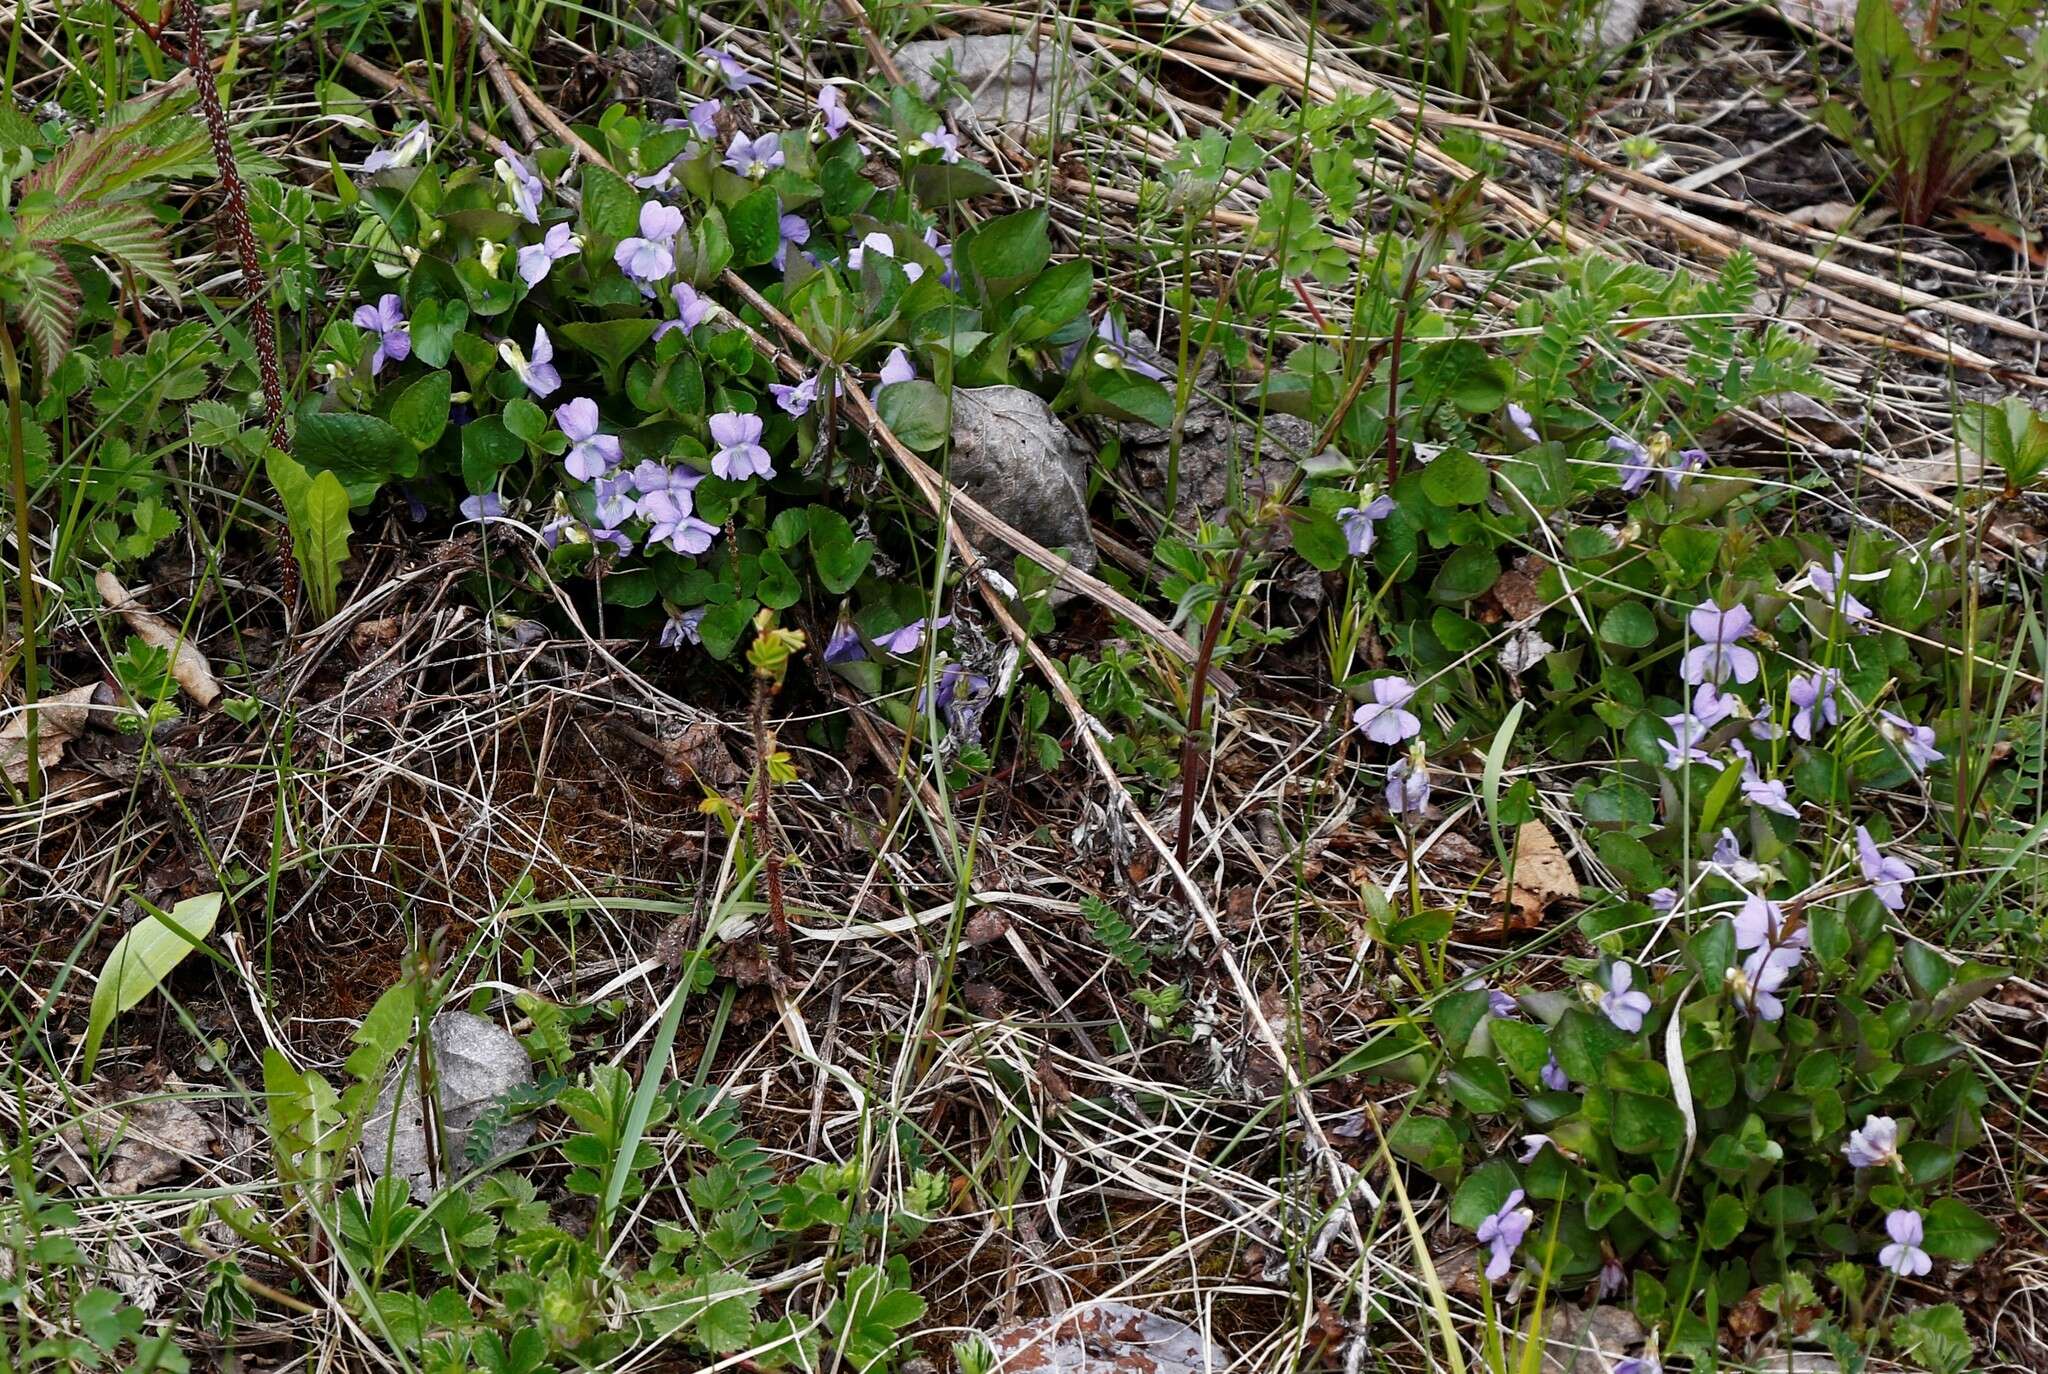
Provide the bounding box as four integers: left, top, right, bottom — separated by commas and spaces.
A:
664, 720, 745, 791
95, 570, 221, 708
1, 683, 102, 785
1481, 820, 1578, 936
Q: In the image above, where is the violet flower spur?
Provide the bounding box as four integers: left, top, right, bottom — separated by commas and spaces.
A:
1352, 676, 1421, 745
709, 411, 774, 480
1682, 601, 1761, 686
1856, 826, 1913, 911
518, 222, 582, 288
1843, 1114, 1902, 1170
1599, 962, 1653, 1032
1879, 1210, 1933, 1278
554, 398, 621, 481
1475, 1190, 1535, 1281
1788, 668, 1841, 741
353, 294, 411, 375
1338, 494, 1396, 557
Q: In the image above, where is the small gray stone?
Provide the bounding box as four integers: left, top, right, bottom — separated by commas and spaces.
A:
363, 1011, 534, 1198
893, 34, 1092, 139
947, 386, 1097, 578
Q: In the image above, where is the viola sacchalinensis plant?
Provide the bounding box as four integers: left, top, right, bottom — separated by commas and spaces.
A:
305, 77, 1171, 745
283, 42, 2041, 1374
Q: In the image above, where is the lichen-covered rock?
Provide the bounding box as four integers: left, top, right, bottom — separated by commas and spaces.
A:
364, 1011, 534, 1198
893, 34, 1092, 138
948, 385, 1097, 577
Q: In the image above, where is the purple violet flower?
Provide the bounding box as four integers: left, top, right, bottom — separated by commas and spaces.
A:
500, 325, 560, 397
1658, 710, 1724, 772
1647, 888, 1678, 913
1807, 553, 1874, 627
876, 616, 950, 655
616, 201, 686, 286
1788, 668, 1841, 741
1386, 751, 1430, 817
817, 84, 852, 138
554, 398, 621, 481
1597, 1259, 1628, 1302
1880, 710, 1943, 773
774, 214, 811, 270
1541, 1054, 1569, 1091
640, 491, 719, 555
701, 45, 763, 90
1338, 494, 1397, 557
1843, 1114, 1902, 1170
1728, 740, 1800, 818
1475, 1189, 1535, 1282
661, 607, 707, 648
1879, 1210, 1932, 1277
877, 347, 916, 387
919, 660, 992, 737
518, 221, 582, 288
1613, 1358, 1660, 1374
1088, 313, 1170, 380
1506, 402, 1540, 444
770, 374, 818, 417
709, 411, 773, 480
654, 281, 715, 340
849, 231, 923, 282
458, 492, 504, 522
1599, 962, 1652, 1033
353, 294, 411, 375
687, 98, 723, 140
822, 618, 867, 664
723, 132, 785, 178
1682, 601, 1761, 686
1737, 944, 1802, 1021
494, 145, 544, 223
1515, 1134, 1552, 1164
919, 128, 962, 163
1732, 895, 1807, 953
362, 124, 430, 173
1856, 826, 1913, 911
1353, 677, 1421, 745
